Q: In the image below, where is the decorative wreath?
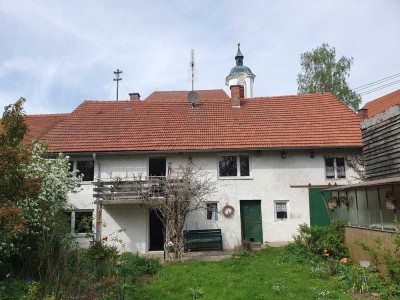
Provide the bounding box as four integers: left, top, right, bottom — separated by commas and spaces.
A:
328, 197, 338, 210
222, 205, 235, 217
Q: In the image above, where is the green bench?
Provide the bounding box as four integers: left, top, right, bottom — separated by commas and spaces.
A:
184, 229, 223, 252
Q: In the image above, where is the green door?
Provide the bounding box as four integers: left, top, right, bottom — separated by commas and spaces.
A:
309, 188, 332, 226
240, 200, 263, 243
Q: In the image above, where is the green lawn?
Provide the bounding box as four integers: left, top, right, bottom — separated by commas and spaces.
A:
128, 248, 353, 300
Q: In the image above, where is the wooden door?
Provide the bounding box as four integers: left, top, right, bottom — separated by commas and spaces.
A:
240, 200, 263, 243
309, 188, 331, 226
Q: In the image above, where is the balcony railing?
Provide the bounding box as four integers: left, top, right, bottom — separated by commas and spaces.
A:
93, 176, 184, 205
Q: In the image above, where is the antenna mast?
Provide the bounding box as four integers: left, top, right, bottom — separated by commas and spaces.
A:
113, 69, 123, 100
188, 49, 198, 91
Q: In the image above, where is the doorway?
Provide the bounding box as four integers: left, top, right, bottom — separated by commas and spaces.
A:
149, 157, 166, 177
240, 200, 263, 243
149, 210, 164, 251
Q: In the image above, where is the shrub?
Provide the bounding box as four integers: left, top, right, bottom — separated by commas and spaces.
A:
292, 221, 348, 259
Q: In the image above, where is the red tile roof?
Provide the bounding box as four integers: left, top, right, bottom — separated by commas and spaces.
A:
363, 89, 400, 117
24, 114, 69, 145
0, 114, 68, 146
37, 92, 362, 153
146, 89, 230, 101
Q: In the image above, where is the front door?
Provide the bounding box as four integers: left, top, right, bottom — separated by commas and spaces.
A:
240, 200, 263, 243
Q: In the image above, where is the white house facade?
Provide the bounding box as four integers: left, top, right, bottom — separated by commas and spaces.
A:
24, 45, 364, 254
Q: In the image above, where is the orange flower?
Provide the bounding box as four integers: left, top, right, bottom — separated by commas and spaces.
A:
340, 258, 348, 265
323, 249, 329, 257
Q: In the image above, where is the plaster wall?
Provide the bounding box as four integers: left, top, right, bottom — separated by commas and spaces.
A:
67, 149, 360, 253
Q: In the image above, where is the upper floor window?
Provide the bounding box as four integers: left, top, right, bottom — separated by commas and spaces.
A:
69, 160, 95, 181
219, 155, 250, 178
325, 157, 345, 179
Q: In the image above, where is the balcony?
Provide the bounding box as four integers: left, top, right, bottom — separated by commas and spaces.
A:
93, 176, 183, 206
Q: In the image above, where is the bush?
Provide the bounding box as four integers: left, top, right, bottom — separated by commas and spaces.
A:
293, 221, 348, 259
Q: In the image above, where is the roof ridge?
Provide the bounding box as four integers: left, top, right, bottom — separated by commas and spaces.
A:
26, 113, 70, 117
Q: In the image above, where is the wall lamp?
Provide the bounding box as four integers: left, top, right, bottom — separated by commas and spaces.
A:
281, 151, 286, 159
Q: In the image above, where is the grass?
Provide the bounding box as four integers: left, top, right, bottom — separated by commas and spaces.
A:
127, 248, 354, 300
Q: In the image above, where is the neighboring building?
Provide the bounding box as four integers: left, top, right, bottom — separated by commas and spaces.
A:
324, 100, 400, 265
359, 89, 400, 119
20, 46, 363, 253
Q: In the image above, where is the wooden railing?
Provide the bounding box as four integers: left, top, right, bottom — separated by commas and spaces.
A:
93, 176, 185, 204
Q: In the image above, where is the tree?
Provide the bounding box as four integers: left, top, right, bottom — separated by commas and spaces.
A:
107, 163, 215, 261
297, 43, 361, 110
149, 164, 215, 260
0, 98, 82, 279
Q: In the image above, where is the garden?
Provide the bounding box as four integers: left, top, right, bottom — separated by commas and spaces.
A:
1, 99, 400, 299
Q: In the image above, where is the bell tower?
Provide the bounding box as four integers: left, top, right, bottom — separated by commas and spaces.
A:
225, 42, 255, 98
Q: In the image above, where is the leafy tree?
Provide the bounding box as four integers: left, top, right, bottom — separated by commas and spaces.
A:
297, 43, 361, 110
0, 98, 82, 279
0, 98, 41, 268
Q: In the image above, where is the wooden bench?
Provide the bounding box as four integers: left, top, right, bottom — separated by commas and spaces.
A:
184, 229, 223, 252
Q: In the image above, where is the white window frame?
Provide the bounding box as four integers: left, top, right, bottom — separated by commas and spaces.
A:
218, 155, 252, 179
274, 200, 289, 221
206, 202, 218, 221
324, 157, 346, 179
65, 210, 94, 235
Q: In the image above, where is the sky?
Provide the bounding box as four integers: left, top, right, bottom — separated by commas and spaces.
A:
0, 0, 399, 114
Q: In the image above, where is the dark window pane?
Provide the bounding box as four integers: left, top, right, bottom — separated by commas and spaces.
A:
240, 156, 250, 176
336, 158, 346, 178
77, 161, 94, 181
219, 156, 237, 176
325, 158, 334, 178
75, 212, 93, 234
277, 211, 287, 219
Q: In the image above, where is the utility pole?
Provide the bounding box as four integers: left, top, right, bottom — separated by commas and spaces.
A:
113, 69, 123, 101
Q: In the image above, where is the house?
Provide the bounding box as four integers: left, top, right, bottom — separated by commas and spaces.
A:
21, 45, 363, 253
358, 89, 400, 119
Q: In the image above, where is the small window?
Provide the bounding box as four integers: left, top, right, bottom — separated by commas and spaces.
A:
275, 201, 288, 220
65, 211, 93, 234
206, 203, 218, 221
325, 157, 346, 179
219, 155, 250, 178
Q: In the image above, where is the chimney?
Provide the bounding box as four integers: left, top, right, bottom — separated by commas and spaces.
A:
129, 92, 141, 100
230, 85, 244, 107
357, 108, 368, 120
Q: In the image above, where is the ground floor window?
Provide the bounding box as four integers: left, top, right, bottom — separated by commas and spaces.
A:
65, 210, 93, 234
275, 201, 288, 220
206, 203, 218, 221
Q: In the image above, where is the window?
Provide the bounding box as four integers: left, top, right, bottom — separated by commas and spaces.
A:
219, 155, 250, 177
325, 157, 346, 179
206, 203, 218, 221
69, 160, 95, 181
65, 211, 93, 234
275, 201, 288, 220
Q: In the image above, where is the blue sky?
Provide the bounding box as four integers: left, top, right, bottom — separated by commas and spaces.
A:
1, 0, 399, 114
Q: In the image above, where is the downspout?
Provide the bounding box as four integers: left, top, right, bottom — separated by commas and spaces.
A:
93, 153, 102, 242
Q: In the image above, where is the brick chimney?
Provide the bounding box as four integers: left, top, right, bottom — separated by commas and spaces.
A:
230, 85, 244, 107
129, 93, 141, 100
357, 108, 368, 120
